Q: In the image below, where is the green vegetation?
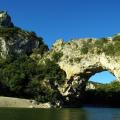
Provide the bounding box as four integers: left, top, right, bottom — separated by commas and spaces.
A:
32, 44, 48, 57
0, 25, 66, 104
80, 38, 120, 56
0, 27, 48, 59
93, 81, 120, 92
52, 51, 63, 62
113, 34, 120, 41
0, 27, 20, 38
0, 55, 66, 103
81, 81, 120, 107
80, 41, 91, 54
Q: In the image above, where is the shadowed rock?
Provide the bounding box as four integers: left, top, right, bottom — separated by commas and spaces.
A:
0, 11, 14, 28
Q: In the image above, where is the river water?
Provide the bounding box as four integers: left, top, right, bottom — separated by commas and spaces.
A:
0, 107, 120, 120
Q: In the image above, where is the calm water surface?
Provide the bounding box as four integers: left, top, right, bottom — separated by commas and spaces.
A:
0, 107, 120, 120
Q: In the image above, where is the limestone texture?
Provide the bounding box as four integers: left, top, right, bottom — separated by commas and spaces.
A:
0, 11, 48, 59
48, 36, 120, 99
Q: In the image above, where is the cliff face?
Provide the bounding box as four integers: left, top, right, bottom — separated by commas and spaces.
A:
48, 36, 120, 100
0, 11, 48, 59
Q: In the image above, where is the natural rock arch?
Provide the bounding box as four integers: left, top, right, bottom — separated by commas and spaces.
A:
58, 55, 118, 98
88, 70, 116, 84
50, 38, 120, 100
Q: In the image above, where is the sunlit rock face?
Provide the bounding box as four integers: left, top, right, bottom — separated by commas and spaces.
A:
0, 11, 48, 59
50, 37, 120, 100
0, 11, 14, 28
86, 82, 95, 90
0, 29, 42, 59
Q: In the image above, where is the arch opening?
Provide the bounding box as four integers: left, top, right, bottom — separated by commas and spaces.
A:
62, 67, 120, 107
89, 70, 116, 84
80, 70, 120, 107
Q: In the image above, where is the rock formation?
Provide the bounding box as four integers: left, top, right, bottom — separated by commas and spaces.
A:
0, 11, 48, 59
86, 82, 96, 90
47, 36, 120, 101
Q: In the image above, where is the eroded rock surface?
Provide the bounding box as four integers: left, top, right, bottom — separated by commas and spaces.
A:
0, 11, 48, 59
49, 36, 120, 100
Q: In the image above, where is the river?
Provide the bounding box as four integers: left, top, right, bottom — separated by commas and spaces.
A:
0, 107, 120, 120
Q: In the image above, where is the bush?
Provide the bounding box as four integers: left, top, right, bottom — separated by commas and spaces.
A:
80, 38, 120, 56
0, 55, 66, 102
80, 41, 89, 54
81, 81, 120, 106
0, 27, 20, 38
52, 51, 63, 62
113, 35, 120, 41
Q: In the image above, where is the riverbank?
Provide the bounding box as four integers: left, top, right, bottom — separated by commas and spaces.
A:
0, 96, 51, 108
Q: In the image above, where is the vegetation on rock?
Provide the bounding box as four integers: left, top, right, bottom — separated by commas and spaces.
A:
80, 37, 120, 56
0, 26, 48, 59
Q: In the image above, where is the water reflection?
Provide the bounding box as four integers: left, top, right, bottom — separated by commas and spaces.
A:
83, 107, 120, 120
47, 109, 87, 120
0, 107, 120, 120
0, 108, 87, 120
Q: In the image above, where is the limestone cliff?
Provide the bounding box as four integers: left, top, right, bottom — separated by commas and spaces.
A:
0, 11, 48, 59
45, 35, 120, 100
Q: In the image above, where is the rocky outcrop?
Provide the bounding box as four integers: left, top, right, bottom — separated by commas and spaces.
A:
0, 11, 14, 28
86, 82, 96, 90
48, 35, 120, 101
0, 12, 48, 59
0, 28, 41, 58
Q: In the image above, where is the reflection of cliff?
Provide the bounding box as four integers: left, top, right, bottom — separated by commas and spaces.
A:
47, 109, 87, 120
61, 109, 87, 120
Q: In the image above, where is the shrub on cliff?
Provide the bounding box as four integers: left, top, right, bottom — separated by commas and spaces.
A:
0, 27, 20, 38
113, 34, 120, 41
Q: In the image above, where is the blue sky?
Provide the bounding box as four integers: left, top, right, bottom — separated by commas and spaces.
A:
0, 0, 119, 83
89, 71, 116, 84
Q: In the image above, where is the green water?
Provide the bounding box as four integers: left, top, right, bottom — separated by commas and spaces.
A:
0, 107, 120, 120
